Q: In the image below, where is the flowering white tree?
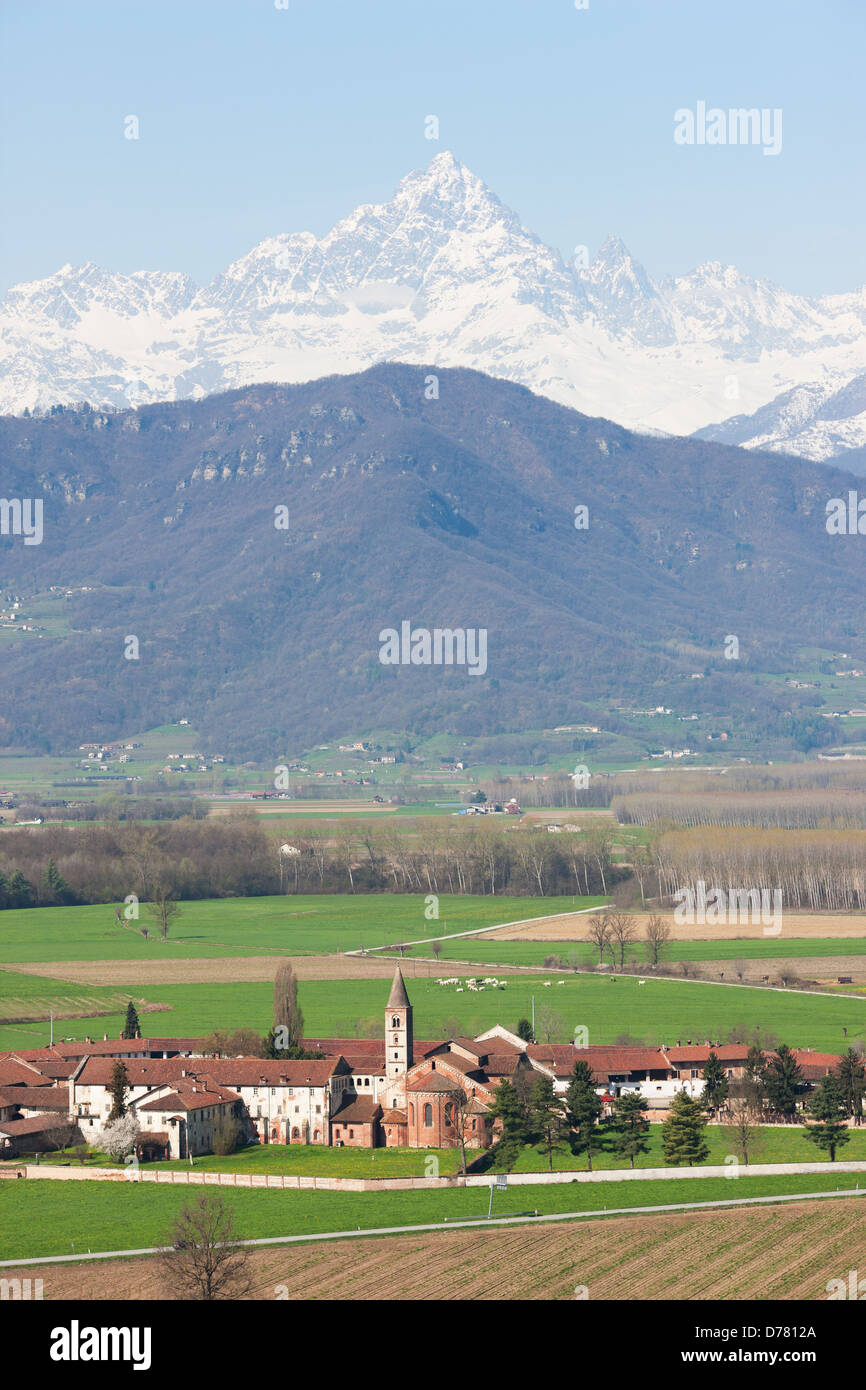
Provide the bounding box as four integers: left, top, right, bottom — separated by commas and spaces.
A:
98, 1110, 139, 1160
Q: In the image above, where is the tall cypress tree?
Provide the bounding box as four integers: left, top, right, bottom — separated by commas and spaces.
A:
835, 1049, 866, 1124
107, 1060, 130, 1122
122, 1000, 141, 1040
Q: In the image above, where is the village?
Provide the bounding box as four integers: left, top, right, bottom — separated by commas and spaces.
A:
0, 967, 847, 1163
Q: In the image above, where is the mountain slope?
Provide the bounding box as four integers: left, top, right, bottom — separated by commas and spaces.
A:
0, 364, 863, 757
3, 153, 865, 459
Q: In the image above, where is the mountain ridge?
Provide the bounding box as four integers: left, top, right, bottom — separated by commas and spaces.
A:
0, 363, 864, 759
3, 152, 865, 461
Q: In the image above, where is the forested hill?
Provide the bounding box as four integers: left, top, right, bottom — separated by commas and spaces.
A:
0, 363, 862, 758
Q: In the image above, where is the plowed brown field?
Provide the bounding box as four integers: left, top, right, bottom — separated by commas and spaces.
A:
1, 955, 529, 987
488, 911, 866, 942
13, 1198, 866, 1301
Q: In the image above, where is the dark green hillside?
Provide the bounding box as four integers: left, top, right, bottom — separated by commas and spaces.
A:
0, 364, 862, 757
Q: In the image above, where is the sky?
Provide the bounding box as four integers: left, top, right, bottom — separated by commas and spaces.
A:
0, 0, 863, 297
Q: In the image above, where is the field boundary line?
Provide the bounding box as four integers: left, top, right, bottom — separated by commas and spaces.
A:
346, 904, 611, 956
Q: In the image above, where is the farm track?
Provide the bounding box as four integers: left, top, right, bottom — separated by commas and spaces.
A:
8, 1198, 864, 1301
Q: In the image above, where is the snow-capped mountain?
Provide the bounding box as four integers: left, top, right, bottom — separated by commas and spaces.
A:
2, 151, 865, 460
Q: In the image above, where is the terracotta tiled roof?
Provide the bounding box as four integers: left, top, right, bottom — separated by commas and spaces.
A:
0, 1086, 69, 1111
202, 1058, 342, 1086
331, 1096, 382, 1124
0, 1114, 71, 1136
407, 1073, 467, 1093
662, 1045, 750, 1064
137, 1081, 239, 1113
0, 1059, 51, 1086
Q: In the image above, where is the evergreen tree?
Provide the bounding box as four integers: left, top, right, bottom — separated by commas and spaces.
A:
565, 1060, 604, 1171
122, 1000, 141, 1040
107, 1060, 130, 1122
528, 1074, 568, 1172
610, 1091, 651, 1169
835, 1049, 866, 1125
516, 1017, 533, 1043
802, 1074, 851, 1162
7, 870, 34, 908
0, 870, 7, 908
661, 1091, 710, 1166
702, 1050, 729, 1114
41, 857, 69, 904
488, 1079, 529, 1170
763, 1044, 804, 1120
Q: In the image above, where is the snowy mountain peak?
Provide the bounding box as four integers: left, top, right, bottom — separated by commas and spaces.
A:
1, 154, 865, 463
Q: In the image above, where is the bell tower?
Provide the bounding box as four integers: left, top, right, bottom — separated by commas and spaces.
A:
385, 965, 413, 1078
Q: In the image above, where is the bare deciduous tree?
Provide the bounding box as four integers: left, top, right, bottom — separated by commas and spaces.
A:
274, 960, 303, 1047
159, 1193, 252, 1301
644, 913, 671, 966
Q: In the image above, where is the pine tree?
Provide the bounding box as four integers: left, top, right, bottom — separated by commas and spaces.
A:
107, 1060, 130, 1122
802, 1074, 851, 1162
611, 1091, 651, 1169
41, 857, 69, 904
661, 1091, 710, 1166
488, 1079, 529, 1170
565, 1060, 604, 1171
7, 870, 34, 908
528, 1074, 568, 1172
763, 1044, 804, 1120
516, 1017, 533, 1042
122, 1000, 140, 1040
702, 1050, 729, 1114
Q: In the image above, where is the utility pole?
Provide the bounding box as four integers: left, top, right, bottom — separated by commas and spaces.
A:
531, 995, 535, 1041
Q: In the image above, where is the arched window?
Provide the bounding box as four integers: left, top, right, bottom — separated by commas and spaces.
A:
424, 1103, 433, 1126
292, 1127, 300, 1140
391, 1016, 399, 1028
314, 1129, 320, 1141
444, 1102, 453, 1126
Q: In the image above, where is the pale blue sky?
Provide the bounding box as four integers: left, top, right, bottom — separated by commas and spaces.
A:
1, 0, 863, 296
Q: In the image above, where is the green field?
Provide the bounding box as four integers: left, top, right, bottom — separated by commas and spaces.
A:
1, 1173, 863, 1262
2, 968, 864, 1055
0, 894, 592, 965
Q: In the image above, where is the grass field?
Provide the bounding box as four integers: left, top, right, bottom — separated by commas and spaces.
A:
2, 967, 864, 1054
10, 1198, 864, 1301
0, 894, 596, 965
1, 1172, 863, 1262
